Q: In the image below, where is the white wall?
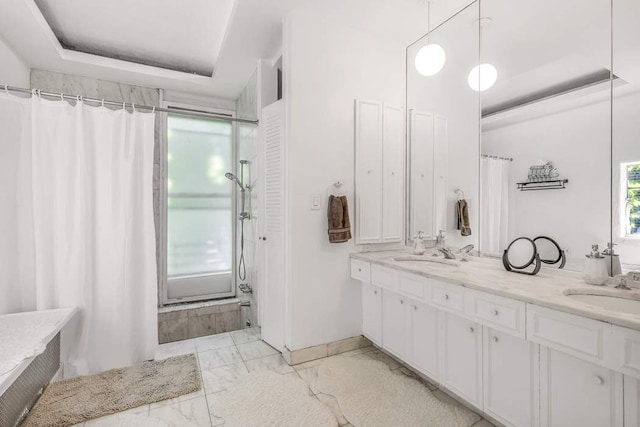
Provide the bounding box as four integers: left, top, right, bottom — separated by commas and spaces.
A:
482, 98, 611, 269
0, 36, 29, 87
284, 10, 405, 350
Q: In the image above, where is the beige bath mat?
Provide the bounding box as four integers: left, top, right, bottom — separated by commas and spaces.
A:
23, 354, 201, 427
314, 356, 481, 427
209, 371, 337, 426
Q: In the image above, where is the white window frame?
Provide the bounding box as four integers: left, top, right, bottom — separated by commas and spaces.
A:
620, 161, 640, 240
159, 100, 238, 306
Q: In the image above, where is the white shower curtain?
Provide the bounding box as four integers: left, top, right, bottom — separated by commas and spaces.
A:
480, 157, 510, 255
0, 93, 157, 376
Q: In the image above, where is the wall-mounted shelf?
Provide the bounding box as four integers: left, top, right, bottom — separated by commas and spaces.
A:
517, 179, 568, 191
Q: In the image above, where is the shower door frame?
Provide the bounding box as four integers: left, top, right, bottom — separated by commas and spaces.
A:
159, 100, 238, 306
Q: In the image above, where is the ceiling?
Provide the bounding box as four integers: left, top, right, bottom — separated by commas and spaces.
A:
0, 0, 470, 100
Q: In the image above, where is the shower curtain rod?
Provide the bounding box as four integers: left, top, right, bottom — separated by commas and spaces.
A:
2, 84, 259, 125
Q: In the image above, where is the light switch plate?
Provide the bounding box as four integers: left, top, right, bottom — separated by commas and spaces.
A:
310, 194, 321, 210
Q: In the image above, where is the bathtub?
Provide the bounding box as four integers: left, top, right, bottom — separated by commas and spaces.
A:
0, 308, 77, 426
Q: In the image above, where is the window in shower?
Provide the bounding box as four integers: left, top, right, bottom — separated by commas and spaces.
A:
165, 113, 235, 302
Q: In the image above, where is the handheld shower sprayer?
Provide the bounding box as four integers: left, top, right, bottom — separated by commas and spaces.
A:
226, 160, 251, 282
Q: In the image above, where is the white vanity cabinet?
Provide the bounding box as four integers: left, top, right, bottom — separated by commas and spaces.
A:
351, 258, 639, 426
539, 347, 623, 427
483, 328, 538, 427
354, 99, 404, 245
440, 312, 483, 409
361, 282, 382, 346
409, 300, 440, 380
381, 289, 410, 359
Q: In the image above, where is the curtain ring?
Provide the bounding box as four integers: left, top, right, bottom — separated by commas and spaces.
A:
122, 101, 126, 110
152, 106, 155, 113
4, 85, 8, 95
37, 89, 42, 98
60, 92, 64, 101
132, 103, 136, 112
101, 99, 105, 107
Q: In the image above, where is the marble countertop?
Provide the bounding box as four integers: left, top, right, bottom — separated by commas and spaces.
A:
351, 250, 640, 331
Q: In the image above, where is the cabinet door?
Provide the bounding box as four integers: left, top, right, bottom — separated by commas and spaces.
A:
625, 375, 639, 427
362, 282, 382, 345
441, 312, 483, 408
540, 347, 623, 427
355, 99, 383, 244
409, 109, 434, 240
382, 290, 409, 359
410, 300, 439, 381
483, 329, 539, 427
382, 104, 404, 243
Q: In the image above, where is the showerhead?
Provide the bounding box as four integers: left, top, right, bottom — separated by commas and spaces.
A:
225, 172, 245, 191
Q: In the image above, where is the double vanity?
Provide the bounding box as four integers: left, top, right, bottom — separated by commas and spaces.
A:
350, 251, 640, 427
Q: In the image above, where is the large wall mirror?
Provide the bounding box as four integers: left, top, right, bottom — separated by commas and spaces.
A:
405, 0, 640, 273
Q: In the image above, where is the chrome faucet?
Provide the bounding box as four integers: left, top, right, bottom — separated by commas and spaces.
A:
615, 276, 632, 291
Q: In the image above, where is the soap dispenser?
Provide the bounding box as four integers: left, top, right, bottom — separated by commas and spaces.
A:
584, 244, 608, 286
413, 231, 426, 255
602, 242, 622, 277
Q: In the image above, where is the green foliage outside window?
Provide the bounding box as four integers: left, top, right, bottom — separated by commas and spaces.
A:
626, 164, 640, 235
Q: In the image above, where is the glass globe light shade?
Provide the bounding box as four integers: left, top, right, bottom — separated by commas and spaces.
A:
468, 63, 498, 92
415, 44, 446, 77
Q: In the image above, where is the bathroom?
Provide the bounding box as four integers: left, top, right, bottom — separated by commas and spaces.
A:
0, 0, 639, 426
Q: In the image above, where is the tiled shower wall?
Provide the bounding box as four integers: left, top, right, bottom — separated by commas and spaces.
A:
235, 71, 259, 328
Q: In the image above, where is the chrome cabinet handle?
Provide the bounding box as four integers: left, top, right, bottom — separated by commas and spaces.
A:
593, 376, 604, 385
468, 327, 475, 333
444, 294, 449, 300
493, 309, 499, 316
414, 305, 417, 311
400, 299, 404, 305
374, 290, 377, 295
492, 336, 499, 343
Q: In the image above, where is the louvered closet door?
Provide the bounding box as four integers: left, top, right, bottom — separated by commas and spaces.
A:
261, 100, 286, 352
382, 104, 404, 242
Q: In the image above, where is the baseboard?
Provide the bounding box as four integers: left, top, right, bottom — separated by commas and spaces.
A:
282, 335, 372, 365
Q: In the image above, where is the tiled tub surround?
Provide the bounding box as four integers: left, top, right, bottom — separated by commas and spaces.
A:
158, 300, 241, 344
351, 250, 640, 427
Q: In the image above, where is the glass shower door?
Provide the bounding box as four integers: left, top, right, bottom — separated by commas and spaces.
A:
166, 115, 234, 301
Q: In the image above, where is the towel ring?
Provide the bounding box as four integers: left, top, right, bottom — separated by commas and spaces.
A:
455, 189, 465, 200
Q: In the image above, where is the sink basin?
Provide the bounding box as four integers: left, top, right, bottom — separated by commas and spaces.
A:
393, 256, 459, 267
565, 290, 640, 315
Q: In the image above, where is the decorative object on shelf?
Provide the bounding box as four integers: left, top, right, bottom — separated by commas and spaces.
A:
502, 237, 541, 275
533, 236, 566, 269
517, 161, 568, 191
583, 244, 608, 285
412, 231, 427, 255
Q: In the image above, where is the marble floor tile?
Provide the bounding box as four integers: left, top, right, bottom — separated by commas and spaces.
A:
149, 389, 205, 410
236, 340, 279, 361
229, 327, 261, 345
155, 339, 197, 360
84, 404, 149, 425
295, 366, 321, 395
200, 362, 249, 395
195, 332, 234, 353
244, 353, 295, 374
148, 396, 212, 426
316, 392, 350, 426
197, 346, 243, 371
394, 366, 438, 391
206, 390, 229, 426
339, 347, 375, 357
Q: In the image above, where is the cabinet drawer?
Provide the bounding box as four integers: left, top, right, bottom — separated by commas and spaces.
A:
611, 325, 640, 380
398, 272, 426, 300
527, 305, 610, 363
351, 259, 371, 282
371, 264, 397, 290
430, 279, 465, 315
467, 290, 526, 338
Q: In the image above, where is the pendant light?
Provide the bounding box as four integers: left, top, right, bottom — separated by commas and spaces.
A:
415, 1, 446, 77
468, 63, 498, 92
